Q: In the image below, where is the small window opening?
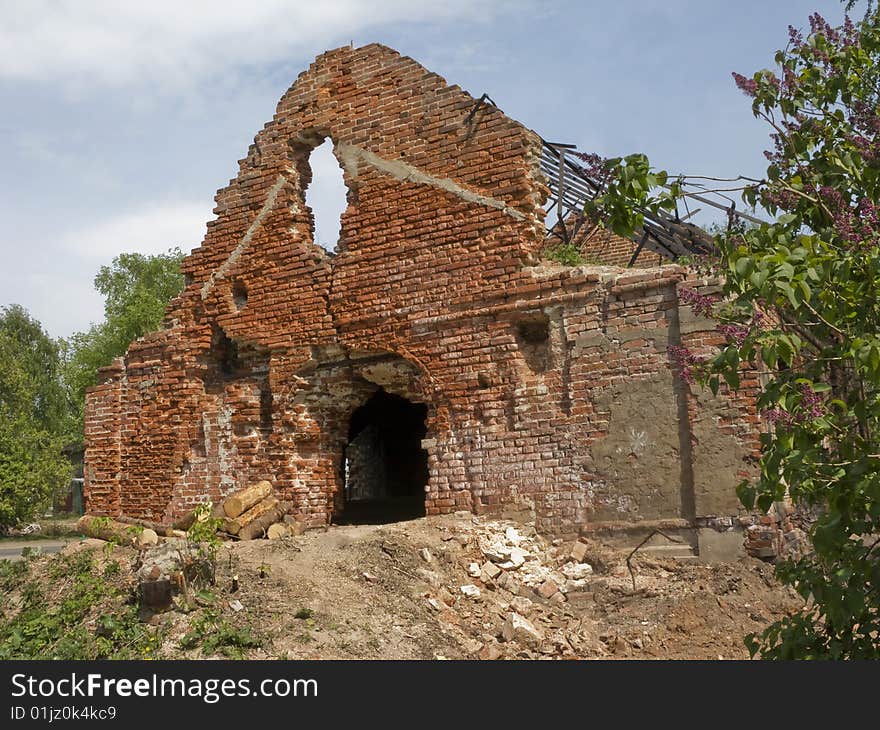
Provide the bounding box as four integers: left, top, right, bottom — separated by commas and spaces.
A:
210, 324, 241, 378
260, 384, 273, 432
514, 312, 553, 373
232, 280, 248, 310
304, 139, 347, 252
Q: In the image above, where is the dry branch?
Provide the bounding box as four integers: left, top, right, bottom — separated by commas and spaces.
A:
626, 528, 687, 591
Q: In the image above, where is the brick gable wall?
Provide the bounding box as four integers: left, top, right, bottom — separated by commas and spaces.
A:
84, 44, 759, 536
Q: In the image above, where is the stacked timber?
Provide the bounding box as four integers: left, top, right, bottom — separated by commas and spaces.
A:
218, 481, 293, 540
79, 481, 299, 543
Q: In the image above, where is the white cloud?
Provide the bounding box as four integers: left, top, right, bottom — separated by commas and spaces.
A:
0, 0, 505, 89
19, 271, 105, 338
61, 201, 212, 260
59, 143, 351, 263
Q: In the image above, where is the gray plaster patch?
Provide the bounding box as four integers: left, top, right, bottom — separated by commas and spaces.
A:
589, 374, 684, 520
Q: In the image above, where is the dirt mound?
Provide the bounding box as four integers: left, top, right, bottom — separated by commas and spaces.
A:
0, 514, 803, 660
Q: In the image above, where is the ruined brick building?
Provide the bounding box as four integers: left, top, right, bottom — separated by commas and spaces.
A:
84, 44, 760, 552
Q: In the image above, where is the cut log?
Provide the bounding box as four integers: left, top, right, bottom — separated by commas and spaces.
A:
136, 528, 159, 548
113, 515, 174, 536
282, 513, 308, 535
238, 501, 291, 541
223, 481, 273, 518
76, 515, 142, 544
266, 523, 288, 540
223, 497, 279, 536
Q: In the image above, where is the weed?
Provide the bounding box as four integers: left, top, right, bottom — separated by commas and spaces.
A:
294, 607, 314, 620
103, 560, 120, 578
0, 550, 161, 660
0, 559, 29, 593
543, 242, 586, 266
178, 610, 262, 659
186, 504, 223, 548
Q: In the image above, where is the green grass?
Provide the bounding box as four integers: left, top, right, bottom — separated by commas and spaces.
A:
0, 550, 162, 659
178, 610, 262, 659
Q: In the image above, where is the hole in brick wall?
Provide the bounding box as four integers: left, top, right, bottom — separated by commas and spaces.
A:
191, 424, 207, 457
513, 312, 552, 373
259, 384, 273, 432
207, 324, 242, 379
338, 389, 428, 524
304, 138, 347, 252
232, 280, 248, 310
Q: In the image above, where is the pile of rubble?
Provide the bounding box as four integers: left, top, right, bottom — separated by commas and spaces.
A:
743, 501, 812, 562
415, 515, 616, 659
460, 523, 594, 601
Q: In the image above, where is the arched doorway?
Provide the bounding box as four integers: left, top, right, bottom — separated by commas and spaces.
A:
340, 389, 428, 523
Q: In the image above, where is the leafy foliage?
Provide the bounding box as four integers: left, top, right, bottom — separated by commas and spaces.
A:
543, 241, 586, 266
62, 249, 185, 441
0, 551, 161, 659
0, 305, 72, 529
186, 503, 223, 548
585, 153, 681, 238
178, 609, 262, 658
591, 7, 880, 658
179, 502, 224, 606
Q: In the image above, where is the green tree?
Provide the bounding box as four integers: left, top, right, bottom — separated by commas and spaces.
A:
593, 7, 880, 658
63, 249, 185, 440
0, 305, 72, 528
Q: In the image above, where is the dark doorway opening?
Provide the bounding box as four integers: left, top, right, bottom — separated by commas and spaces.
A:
339, 390, 428, 523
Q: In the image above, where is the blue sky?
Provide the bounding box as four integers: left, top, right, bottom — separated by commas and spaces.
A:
0, 0, 848, 338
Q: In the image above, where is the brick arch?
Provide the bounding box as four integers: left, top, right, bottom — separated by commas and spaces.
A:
268, 346, 449, 524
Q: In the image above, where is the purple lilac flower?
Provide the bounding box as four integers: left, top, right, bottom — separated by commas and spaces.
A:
798, 383, 826, 419
667, 345, 704, 385
732, 72, 758, 97
718, 323, 749, 346
571, 151, 609, 182
762, 384, 826, 426
678, 287, 717, 317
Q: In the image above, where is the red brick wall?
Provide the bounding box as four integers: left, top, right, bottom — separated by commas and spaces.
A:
546, 216, 666, 268
83, 44, 758, 536
576, 222, 666, 268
